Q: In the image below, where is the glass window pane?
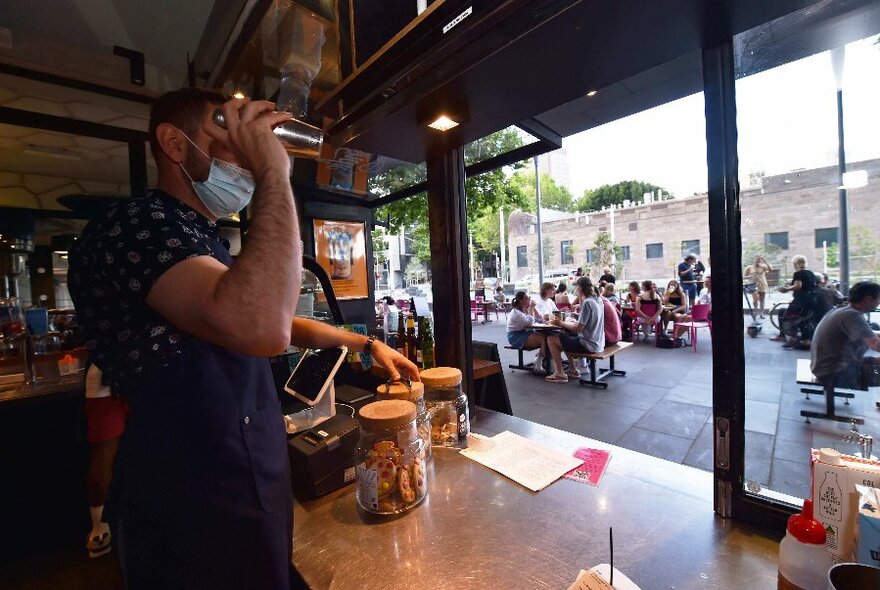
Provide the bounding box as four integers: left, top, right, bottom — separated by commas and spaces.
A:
463, 125, 538, 167
646, 242, 663, 259
682, 239, 701, 256
517, 246, 528, 267
735, 0, 880, 505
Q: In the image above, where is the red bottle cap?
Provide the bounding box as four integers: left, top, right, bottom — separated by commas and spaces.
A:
787, 499, 826, 545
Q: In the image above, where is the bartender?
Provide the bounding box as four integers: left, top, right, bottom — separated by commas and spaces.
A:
68, 88, 418, 590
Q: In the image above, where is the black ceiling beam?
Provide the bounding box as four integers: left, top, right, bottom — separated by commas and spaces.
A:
0, 106, 148, 143
113, 46, 146, 86
462, 140, 555, 178
0, 63, 154, 105
516, 118, 562, 148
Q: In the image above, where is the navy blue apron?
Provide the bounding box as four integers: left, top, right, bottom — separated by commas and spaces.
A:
109, 239, 292, 590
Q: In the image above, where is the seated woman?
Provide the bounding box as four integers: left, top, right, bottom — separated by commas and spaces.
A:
551, 277, 606, 368
602, 283, 620, 307
554, 281, 572, 311
635, 280, 662, 344
661, 280, 688, 333
506, 291, 571, 383
535, 282, 560, 320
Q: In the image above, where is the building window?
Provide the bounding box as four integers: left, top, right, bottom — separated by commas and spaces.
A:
585, 248, 600, 263
629, 222, 638, 231
814, 227, 838, 248
560, 240, 574, 265
619, 246, 631, 261
764, 231, 789, 250
681, 239, 700, 256
646, 243, 663, 259
516, 245, 528, 267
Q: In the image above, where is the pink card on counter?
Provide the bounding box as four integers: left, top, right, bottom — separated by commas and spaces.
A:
564, 448, 611, 486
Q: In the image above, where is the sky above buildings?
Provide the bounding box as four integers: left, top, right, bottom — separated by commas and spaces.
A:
561, 36, 880, 200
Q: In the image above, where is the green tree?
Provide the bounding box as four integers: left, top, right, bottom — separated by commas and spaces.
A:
590, 231, 623, 277
575, 180, 668, 212
508, 171, 574, 212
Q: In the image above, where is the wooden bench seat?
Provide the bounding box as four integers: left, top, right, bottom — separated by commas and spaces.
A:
566, 341, 633, 388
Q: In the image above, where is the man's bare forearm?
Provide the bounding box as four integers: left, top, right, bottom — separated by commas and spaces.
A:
291, 317, 367, 351
212, 169, 302, 344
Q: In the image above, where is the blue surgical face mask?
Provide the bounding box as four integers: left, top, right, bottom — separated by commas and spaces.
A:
178, 132, 255, 218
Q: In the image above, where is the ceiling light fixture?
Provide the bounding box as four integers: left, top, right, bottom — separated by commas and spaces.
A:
232, 91, 246, 99
428, 115, 459, 131
586, 90, 598, 97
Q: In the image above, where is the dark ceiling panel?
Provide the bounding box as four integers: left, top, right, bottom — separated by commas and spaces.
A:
328, 0, 827, 162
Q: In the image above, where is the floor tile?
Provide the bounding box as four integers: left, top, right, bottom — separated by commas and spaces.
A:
664, 384, 712, 408
683, 422, 714, 472
744, 431, 774, 485
769, 457, 811, 499
772, 437, 814, 465
744, 400, 779, 435
615, 427, 694, 463
635, 399, 711, 439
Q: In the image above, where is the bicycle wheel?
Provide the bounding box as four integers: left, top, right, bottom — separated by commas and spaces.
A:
768, 302, 787, 331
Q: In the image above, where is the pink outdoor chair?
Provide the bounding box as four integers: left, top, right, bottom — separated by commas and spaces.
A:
674, 303, 712, 352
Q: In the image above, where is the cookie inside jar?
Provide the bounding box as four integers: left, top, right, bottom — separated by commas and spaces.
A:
355, 400, 429, 515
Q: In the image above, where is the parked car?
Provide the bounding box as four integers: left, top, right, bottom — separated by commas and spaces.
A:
514, 269, 576, 294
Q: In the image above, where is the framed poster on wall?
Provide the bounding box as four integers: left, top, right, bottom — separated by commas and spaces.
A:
312, 219, 368, 300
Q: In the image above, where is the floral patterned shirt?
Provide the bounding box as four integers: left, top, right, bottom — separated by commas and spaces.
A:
68, 190, 225, 392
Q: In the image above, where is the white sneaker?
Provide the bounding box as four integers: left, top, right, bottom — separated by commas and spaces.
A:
532, 353, 545, 375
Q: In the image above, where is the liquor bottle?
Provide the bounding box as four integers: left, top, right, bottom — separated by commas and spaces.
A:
397, 312, 407, 358
416, 317, 424, 366
406, 315, 418, 365
420, 318, 435, 369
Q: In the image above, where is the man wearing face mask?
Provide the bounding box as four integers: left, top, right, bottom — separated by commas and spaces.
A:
68, 88, 418, 589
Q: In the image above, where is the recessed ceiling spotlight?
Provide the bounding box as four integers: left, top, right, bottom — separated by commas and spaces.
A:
586, 90, 598, 97
428, 115, 459, 131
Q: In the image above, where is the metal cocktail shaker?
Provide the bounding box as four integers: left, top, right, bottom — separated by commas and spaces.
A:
212, 109, 324, 159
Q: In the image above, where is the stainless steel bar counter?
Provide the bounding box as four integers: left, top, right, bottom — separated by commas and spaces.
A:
292, 409, 779, 588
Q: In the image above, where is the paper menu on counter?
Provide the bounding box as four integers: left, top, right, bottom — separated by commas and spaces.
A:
460, 431, 584, 492
568, 565, 641, 590
564, 448, 611, 486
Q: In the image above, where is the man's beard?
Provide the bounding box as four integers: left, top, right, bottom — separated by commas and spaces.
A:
183, 145, 211, 182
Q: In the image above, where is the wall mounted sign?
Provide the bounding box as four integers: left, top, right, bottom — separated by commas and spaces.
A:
313, 219, 368, 299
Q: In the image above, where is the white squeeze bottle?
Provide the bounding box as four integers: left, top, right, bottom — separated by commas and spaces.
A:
777, 499, 832, 589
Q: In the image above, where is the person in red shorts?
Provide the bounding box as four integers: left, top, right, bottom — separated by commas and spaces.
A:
84, 363, 127, 558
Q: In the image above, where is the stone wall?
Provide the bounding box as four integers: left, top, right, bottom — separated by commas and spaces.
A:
508, 158, 880, 284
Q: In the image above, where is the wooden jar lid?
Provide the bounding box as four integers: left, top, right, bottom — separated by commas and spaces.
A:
420, 367, 463, 387
375, 380, 425, 401
358, 400, 417, 430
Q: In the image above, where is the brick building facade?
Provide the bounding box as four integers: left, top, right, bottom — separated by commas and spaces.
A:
507, 159, 880, 286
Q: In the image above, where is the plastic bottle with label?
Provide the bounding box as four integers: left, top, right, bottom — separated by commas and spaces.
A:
777, 499, 833, 590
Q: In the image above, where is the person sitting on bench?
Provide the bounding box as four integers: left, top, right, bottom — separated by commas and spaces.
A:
506, 291, 572, 383
550, 277, 605, 374
810, 281, 880, 415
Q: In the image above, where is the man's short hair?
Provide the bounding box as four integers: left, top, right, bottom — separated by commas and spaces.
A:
148, 88, 227, 161
848, 281, 880, 304
684, 254, 696, 262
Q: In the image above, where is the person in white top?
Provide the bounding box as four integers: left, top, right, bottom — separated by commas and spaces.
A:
697, 275, 712, 306
534, 282, 559, 319
506, 291, 569, 383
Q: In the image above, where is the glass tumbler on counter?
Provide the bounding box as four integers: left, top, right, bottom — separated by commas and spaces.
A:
421, 367, 469, 448
375, 380, 431, 461
355, 400, 428, 515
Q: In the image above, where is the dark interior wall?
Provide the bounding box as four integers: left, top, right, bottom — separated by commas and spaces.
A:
297, 188, 375, 327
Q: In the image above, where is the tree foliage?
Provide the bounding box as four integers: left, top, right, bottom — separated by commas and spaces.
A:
372, 127, 531, 272
508, 171, 574, 212
575, 180, 668, 212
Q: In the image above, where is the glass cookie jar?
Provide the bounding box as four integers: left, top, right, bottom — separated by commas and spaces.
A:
420, 367, 469, 447
355, 400, 428, 515
376, 380, 431, 461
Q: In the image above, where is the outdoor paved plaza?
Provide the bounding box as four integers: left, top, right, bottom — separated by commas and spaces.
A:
471, 314, 880, 500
